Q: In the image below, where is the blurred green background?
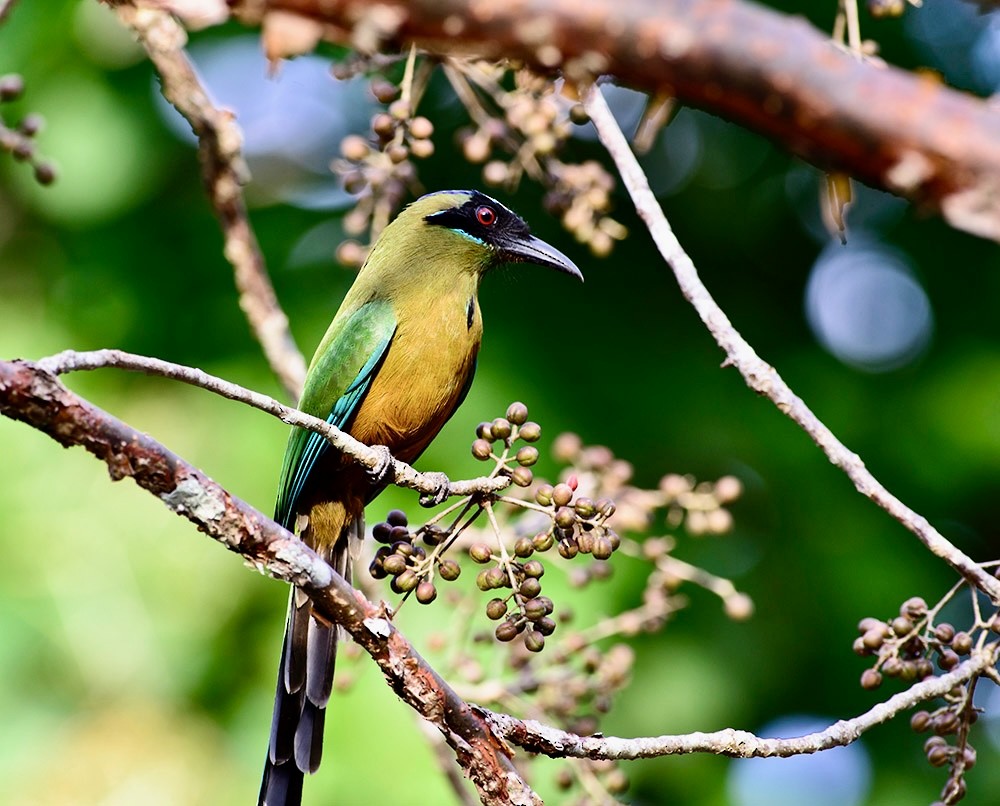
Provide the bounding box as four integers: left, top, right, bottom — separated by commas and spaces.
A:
2, 1, 999, 804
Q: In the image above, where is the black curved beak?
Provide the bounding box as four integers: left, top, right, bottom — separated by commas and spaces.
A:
498, 233, 584, 281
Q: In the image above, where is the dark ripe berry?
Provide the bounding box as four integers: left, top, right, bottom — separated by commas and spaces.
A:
476, 421, 494, 441
852, 637, 869, 656
469, 543, 493, 563
387, 509, 408, 527
606, 529, 621, 550
536, 616, 556, 635
898, 661, 918, 682
421, 527, 444, 546
0, 74, 25, 101
574, 497, 596, 518
390, 525, 411, 543
902, 596, 928, 618
862, 626, 887, 651
396, 569, 419, 592
596, 497, 617, 518
915, 659, 934, 679
495, 620, 518, 642
556, 768, 573, 790
963, 745, 977, 769
990, 614, 1000, 633
569, 103, 589, 124
911, 710, 931, 732
576, 532, 594, 554
924, 736, 947, 753
927, 744, 950, 767
438, 559, 461, 581
934, 623, 955, 643
524, 630, 545, 652
522, 560, 545, 578
593, 536, 614, 560
860, 669, 883, 690
891, 616, 913, 636
857, 617, 882, 635
554, 506, 576, 529
416, 581, 438, 604
370, 78, 400, 103
373, 522, 393, 543
520, 577, 541, 598
486, 567, 507, 588
472, 438, 493, 460
952, 632, 973, 655
882, 657, 902, 677
514, 537, 534, 558
523, 598, 547, 620
372, 112, 396, 138
532, 532, 554, 552
411, 546, 427, 562
535, 484, 554, 506
537, 596, 554, 614
486, 598, 508, 620
934, 711, 959, 735
937, 649, 959, 671
506, 401, 528, 425
369, 558, 387, 579
552, 483, 574, 507
518, 421, 541, 442
491, 417, 512, 441
12, 141, 31, 160
383, 554, 408, 575
515, 446, 539, 466
511, 467, 534, 487
558, 539, 579, 560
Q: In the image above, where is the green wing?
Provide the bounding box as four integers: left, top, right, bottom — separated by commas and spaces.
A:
275, 300, 397, 530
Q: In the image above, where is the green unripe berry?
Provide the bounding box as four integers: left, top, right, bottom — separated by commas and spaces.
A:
486, 567, 507, 588
860, 669, 882, 690
383, 554, 408, 575
438, 559, 461, 581
535, 484, 554, 506
523, 598, 547, 620
516, 446, 539, 466
416, 581, 437, 604
554, 506, 576, 529
514, 537, 534, 558
524, 630, 545, 652
552, 483, 574, 507
469, 543, 492, 563
520, 578, 542, 598
522, 560, 545, 578
495, 620, 518, 642
486, 598, 508, 620
593, 536, 614, 560
476, 570, 494, 592
573, 497, 596, 517
396, 569, 418, 592
491, 417, 512, 441
558, 539, 578, 559
472, 439, 493, 460
518, 421, 541, 442
532, 532, 554, 552
511, 466, 534, 487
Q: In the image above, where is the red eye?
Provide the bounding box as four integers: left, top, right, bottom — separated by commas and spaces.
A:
476, 205, 497, 226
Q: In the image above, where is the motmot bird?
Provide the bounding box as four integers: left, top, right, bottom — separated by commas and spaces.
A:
259, 189, 582, 806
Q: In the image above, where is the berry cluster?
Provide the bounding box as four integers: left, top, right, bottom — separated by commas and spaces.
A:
0, 74, 55, 185
368, 508, 462, 605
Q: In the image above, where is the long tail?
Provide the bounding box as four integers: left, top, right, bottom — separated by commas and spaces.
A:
258, 528, 355, 806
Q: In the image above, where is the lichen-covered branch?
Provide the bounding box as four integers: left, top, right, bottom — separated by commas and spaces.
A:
112, 3, 308, 400
228, 0, 1000, 244
34, 349, 510, 501
0, 356, 535, 806
486, 646, 999, 760
582, 83, 1000, 604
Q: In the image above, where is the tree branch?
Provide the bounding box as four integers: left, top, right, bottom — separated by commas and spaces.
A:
113, 3, 308, 401
582, 83, 1000, 604
228, 0, 1000, 244
34, 349, 510, 501
486, 646, 999, 760
0, 356, 536, 806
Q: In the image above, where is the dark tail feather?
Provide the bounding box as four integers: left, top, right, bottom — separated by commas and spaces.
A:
258, 526, 357, 806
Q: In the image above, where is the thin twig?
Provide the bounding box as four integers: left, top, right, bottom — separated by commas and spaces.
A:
582, 84, 1000, 604
485, 646, 999, 760
113, 4, 307, 400
35, 348, 510, 501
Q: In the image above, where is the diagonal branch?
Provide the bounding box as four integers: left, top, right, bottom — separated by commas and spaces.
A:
230, 0, 1000, 244
113, 3, 308, 401
582, 83, 1000, 604
0, 356, 535, 806
35, 348, 510, 500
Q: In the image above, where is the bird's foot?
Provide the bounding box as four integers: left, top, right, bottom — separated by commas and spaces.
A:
419, 472, 452, 507
367, 445, 395, 487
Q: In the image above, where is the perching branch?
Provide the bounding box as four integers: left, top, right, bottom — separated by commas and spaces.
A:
487, 646, 1000, 760
34, 349, 511, 501
0, 356, 535, 806
228, 0, 1000, 245
113, 4, 308, 401
582, 83, 1000, 604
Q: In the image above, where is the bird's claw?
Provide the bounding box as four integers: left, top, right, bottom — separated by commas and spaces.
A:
419, 472, 451, 507
367, 445, 395, 487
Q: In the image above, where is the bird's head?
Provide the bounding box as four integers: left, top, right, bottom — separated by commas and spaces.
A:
363, 190, 583, 286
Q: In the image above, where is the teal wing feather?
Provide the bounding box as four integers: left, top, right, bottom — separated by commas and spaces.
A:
275, 300, 397, 530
